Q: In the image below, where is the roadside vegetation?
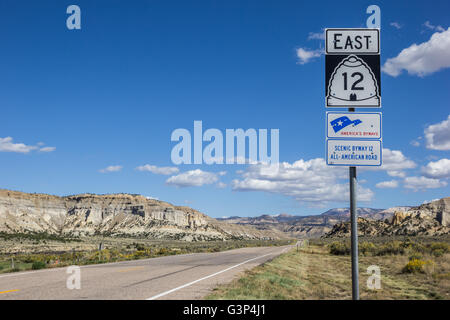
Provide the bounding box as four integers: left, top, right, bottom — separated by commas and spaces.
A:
0, 235, 293, 274
207, 236, 449, 300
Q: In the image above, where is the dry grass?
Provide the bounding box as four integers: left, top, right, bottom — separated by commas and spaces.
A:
206, 241, 450, 300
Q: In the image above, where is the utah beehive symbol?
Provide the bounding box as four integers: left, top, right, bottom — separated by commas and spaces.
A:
327, 55, 380, 107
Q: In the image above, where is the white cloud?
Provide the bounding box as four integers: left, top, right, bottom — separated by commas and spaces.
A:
136, 164, 179, 175
387, 171, 406, 178
410, 140, 420, 147
375, 148, 416, 177
99, 165, 123, 173
166, 169, 224, 187
423, 21, 445, 32
382, 28, 450, 77
366, 148, 415, 178
376, 180, 399, 189
0, 137, 38, 153
390, 22, 403, 29
403, 176, 447, 191
308, 30, 325, 40
216, 182, 227, 189
231, 158, 373, 204
422, 158, 450, 179
296, 48, 323, 64
39, 146, 56, 152
0, 137, 56, 154
424, 115, 450, 150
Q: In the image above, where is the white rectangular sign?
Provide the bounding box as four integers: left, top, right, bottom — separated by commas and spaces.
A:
326, 29, 379, 54
326, 112, 381, 139
326, 139, 382, 166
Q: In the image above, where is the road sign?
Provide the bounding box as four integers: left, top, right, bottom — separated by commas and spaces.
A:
324, 28, 382, 301
326, 54, 380, 107
326, 29, 379, 54
325, 28, 381, 108
326, 139, 382, 166
326, 112, 381, 139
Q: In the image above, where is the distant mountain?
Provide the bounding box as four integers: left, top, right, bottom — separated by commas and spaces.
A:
324, 198, 449, 237
320, 207, 383, 217
218, 207, 400, 238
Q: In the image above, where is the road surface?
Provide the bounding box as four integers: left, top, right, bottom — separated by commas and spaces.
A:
0, 245, 290, 300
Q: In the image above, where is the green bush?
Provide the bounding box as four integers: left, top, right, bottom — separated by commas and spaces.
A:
329, 242, 350, 255
430, 242, 449, 254
32, 261, 47, 270
359, 242, 376, 256
376, 241, 405, 256
158, 247, 170, 255
134, 243, 146, 251
432, 249, 445, 257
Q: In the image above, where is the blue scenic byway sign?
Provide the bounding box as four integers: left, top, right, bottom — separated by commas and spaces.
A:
326, 112, 381, 139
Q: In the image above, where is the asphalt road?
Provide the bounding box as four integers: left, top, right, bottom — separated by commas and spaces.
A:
0, 245, 291, 300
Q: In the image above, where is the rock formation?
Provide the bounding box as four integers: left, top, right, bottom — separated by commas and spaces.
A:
324, 198, 450, 238
0, 190, 284, 241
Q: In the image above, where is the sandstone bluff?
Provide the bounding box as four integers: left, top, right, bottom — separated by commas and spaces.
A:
0, 190, 284, 241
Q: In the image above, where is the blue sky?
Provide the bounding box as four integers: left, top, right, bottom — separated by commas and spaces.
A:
0, 0, 449, 218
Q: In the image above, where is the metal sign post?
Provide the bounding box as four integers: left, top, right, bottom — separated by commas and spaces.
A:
348, 107, 359, 300
325, 28, 382, 300
349, 164, 359, 299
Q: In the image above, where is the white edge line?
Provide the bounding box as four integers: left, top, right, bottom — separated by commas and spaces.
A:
146, 251, 276, 300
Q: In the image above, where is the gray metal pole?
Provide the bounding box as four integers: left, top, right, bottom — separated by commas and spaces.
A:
349, 166, 359, 300
348, 107, 359, 300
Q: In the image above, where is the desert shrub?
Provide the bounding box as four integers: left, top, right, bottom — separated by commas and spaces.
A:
132, 250, 146, 258
430, 242, 449, 254
359, 242, 376, 256
23, 256, 35, 263
376, 241, 405, 256
158, 247, 169, 255
329, 242, 350, 255
134, 243, 146, 251
409, 253, 423, 261
31, 261, 46, 270
409, 242, 427, 254
402, 259, 430, 273
432, 249, 445, 257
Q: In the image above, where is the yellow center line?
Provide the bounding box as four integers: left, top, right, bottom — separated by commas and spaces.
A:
0, 289, 19, 295
117, 266, 145, 273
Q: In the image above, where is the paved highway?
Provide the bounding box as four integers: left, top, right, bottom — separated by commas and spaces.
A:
0, 245, 290, 300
